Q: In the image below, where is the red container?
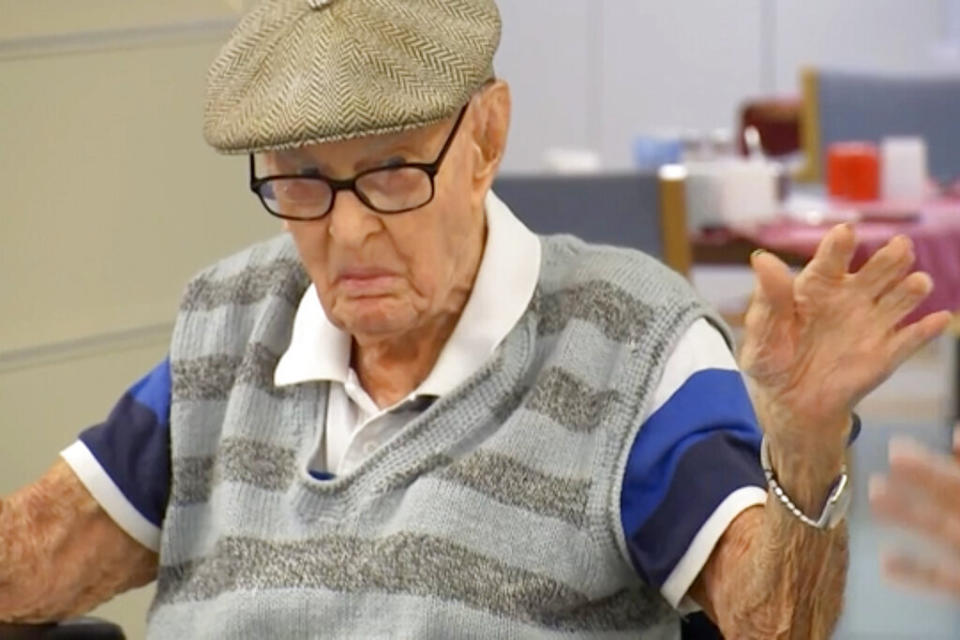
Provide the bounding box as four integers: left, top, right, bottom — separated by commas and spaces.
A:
827, 142, 880, 201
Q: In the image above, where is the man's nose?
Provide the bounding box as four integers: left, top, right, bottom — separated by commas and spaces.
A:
326, 190, 381, 248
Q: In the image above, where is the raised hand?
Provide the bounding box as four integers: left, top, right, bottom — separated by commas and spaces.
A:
740, 224, 951, 453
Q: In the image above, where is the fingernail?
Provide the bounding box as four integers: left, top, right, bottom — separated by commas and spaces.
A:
751, 248, 766, 259
893, 234, 913, 250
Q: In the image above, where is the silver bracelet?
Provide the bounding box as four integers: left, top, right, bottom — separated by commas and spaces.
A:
760, 434, 850, 530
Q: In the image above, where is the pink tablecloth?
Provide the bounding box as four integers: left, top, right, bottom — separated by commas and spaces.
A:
739, 200, 960, 324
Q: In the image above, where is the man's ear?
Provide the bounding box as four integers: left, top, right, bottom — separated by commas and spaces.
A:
470, 80, 511, 191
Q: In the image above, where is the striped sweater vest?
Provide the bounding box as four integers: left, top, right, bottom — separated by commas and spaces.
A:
147, 232, 724, 639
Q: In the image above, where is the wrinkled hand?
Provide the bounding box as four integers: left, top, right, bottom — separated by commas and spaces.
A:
740, 224, 950, 449
870, 428, 960, 597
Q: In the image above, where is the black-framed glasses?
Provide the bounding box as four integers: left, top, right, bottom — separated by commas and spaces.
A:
249, 105, 468, 221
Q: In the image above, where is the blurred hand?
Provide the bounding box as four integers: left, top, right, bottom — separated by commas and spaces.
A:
740, 224, 951, 453
870, 427, 960, 597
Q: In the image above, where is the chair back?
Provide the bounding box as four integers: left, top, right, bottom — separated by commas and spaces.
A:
799, 68, 960, 184
491, 171, 690, 275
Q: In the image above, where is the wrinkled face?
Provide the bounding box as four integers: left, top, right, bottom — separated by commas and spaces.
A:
258, 103, 486, 341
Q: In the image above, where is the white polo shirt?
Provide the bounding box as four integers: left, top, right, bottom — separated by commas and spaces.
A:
273, 191, 543, 475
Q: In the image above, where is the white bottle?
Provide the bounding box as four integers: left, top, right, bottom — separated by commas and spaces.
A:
881, 136, 928, 202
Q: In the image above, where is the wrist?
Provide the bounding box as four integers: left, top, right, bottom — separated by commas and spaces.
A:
766, 424, 850, 463
753, 392, 852, 455
764, 432, 847, 516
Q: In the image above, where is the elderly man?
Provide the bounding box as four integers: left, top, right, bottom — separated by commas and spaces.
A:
0, 0, 951, 638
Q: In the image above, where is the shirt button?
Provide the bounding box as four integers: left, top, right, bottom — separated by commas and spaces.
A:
363, 442, 378, 455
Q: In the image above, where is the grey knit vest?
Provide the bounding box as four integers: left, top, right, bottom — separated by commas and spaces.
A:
147, 232, 724, 639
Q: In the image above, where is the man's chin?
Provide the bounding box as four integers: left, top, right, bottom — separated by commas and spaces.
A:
334, 299, 417, 338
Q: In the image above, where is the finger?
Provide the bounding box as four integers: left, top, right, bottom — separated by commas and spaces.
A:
749, 249, 794, 315
875, 271, 935, 328
887, 310, 952, 370
881, 550, 960, 596
854, 234, 915, 299
870, 473, 960, 548
954, 426, 960, 462
806, 223, 857, 280
888, 437, 960, 511
873, 245, 916, 301
870, 473, 923, 525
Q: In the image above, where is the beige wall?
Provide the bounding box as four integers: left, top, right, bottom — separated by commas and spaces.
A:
1, 36, 277, 351
1, 3, 273, 637
0, 0, 237, 40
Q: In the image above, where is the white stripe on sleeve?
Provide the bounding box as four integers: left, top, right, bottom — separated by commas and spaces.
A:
60, 440, 161, 552
645, 318, 739, 421
661, 486, 768, 610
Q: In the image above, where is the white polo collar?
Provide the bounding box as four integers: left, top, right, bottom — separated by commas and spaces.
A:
274, 190, 542, 397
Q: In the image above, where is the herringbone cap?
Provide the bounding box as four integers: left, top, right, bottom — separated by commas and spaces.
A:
203, 0, 501, 154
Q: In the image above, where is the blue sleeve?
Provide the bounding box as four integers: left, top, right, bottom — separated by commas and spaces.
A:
620, 367, 765, 590
78, 358, 172, 528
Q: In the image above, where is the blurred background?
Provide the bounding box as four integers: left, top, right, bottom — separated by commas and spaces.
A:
2, 1, 960, 637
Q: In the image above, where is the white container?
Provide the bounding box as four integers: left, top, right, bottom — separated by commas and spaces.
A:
716, 159, 779, 228
684, 159, 779, 229
881, 136, 928, 202
684, 161, 725, 230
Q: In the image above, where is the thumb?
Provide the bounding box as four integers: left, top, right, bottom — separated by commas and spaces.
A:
750, 250, 795, 316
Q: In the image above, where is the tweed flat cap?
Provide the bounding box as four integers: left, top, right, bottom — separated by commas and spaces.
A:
203, 0, 501, 154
